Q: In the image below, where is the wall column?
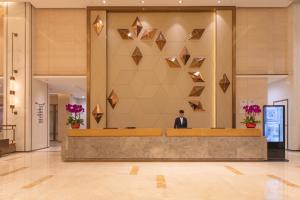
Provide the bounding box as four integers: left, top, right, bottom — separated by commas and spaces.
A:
288, 0, 300, 150
4, 2, 32, 151
88, 10, 107, 128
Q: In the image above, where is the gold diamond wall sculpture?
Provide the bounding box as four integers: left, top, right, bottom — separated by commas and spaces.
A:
180, 47, 191, 65
132, 17, 143, 37
93, 16, 104, 35
107, 90, 119, 109
190, 57, 205, 68
141, 28, 157, 40
156, 32, 166, 51
132, 47, 143, 65
189, 86, 205, 97
189, 29, 205, 40
188, 72, 205, 82
118, 29, 134, 40
219, 73, 231, 93
165, 57, 181, 68
92, 104, 104, 124
189, 101, 205, 112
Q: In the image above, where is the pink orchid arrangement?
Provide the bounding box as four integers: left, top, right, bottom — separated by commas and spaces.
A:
66, 104, 84, 126
241, 104, 262, 125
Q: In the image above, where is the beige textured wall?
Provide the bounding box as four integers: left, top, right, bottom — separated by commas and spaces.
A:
107, 12, 215, 128
89, 10, 107, 128
32, 9, 87, 75
57, 93, 69, 142
216, 10, 233, 128
236, 8, 288, 74
236, 77, 268, 130
0, 7, 4, 76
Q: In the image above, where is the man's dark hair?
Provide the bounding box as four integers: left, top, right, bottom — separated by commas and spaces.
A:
179, 110, 184, 114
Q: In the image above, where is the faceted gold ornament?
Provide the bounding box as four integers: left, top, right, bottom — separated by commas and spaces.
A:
141, 28, 157, 40
93, 15, 104, 35
132, 47, 143, 65
189, 29, 205, 40
132, 17, 143, 37
118, 29, 134, 40
189, 86, 205, 97
189, 101, 205, 112
92, 104, 104, 124
219, 73, 231, 93
165, 57, 181, 68
188, 72, 205, 82
156, 32, 166, 51
190, 57, 205, 68
107, 90, 119, 109
180, 47, 191, 65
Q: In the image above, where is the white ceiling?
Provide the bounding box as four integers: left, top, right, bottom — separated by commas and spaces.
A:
9, 0, 293, 8
34, 76, 86, 99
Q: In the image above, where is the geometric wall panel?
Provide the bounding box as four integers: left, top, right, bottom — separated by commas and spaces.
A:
132, 47, 143, 65
188, 72, 205, 82
156, 32, 167, 51
165, 57, 181, 68
93, 15, 104, 36
189, 86, 205, 97
141, 28, 157, 40
190, 57, 205, 68
219, 73, 230, 93
188, 101, 205, 112
92, 104, 104, 124
107, 90, 119, 109
189, 29, 205, 40
118, 29, 134, 40
180, 47, 191, 65
132, 17, 143, 37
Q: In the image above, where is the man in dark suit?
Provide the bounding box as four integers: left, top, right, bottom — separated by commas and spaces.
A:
174, 110, 188, 129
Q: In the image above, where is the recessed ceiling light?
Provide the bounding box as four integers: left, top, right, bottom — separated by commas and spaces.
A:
141, 0, 145, 4
102, 0, 106, 4
217, 0, 221, 4
178, 0, 183, 4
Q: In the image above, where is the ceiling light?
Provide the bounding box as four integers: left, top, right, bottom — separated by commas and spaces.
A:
102, 0, 106, 4
217, 0, 221, 4
178, 0, 183, 4
141, 0, 145, 4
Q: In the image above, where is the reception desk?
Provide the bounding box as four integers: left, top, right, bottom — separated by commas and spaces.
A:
62, 128, 267, 161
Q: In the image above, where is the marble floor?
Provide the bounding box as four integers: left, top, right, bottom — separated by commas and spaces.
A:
1, 147, 300, 200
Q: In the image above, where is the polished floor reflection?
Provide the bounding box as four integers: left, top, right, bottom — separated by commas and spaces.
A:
1, 148, 300, 200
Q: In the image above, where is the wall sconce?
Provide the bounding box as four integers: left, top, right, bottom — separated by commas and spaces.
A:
10, 32, 18, 115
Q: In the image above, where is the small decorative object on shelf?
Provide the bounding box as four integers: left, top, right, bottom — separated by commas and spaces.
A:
66, 104, 84, 129
241, 104, 262, 128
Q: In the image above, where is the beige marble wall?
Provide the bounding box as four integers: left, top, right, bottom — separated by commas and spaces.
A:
236, 8, 288, 74
31, 79, 48, 150
32, 9, 87, 75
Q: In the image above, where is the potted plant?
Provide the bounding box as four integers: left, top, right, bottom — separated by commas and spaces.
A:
241, 104, 262, 128
66, 104, 84, 129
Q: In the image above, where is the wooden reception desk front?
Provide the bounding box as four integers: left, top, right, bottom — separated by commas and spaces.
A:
62, 128, 267, 162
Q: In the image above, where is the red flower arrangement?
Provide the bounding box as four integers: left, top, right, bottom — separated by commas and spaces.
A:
241, 104, 262, 128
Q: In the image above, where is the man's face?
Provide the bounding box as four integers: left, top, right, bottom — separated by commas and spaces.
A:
179, 112, 184, 117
